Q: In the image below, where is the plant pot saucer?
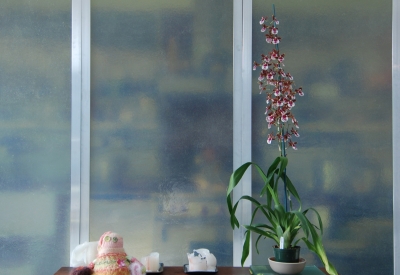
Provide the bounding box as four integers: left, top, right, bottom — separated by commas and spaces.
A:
268, 257, 306, 275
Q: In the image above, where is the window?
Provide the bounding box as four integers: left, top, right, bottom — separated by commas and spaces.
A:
0, 1, 396, 275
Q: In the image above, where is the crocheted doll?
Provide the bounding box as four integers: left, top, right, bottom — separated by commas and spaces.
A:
72, 231, 146, 275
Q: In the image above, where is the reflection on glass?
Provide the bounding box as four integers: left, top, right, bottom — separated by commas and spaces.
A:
0, 2, 71, 275
252, 1, 392, 274
90, 1, 233, 265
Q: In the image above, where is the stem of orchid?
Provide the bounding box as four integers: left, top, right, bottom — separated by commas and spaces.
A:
281, 129, 288, 212
273, 3, 287, 212
272, 4, 279, 53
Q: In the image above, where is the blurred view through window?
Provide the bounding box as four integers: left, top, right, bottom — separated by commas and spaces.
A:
89, 1, 234, 266
0, 1, 71, 275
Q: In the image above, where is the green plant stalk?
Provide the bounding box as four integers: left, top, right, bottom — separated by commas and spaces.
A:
280, 128, 288, 212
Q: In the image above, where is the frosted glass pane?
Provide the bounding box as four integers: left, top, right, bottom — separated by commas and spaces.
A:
251, 1, 392, 274
0, 1, 71, 275
90, 1, 233, 266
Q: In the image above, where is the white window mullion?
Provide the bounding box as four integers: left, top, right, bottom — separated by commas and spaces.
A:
70, 0, 91, 262
70, 0, 82, 257
233, 0, 252, 267
80, 0, 91, 245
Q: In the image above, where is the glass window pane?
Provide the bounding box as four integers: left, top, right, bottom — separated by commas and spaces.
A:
0, 1, 71, 275
90, 1, 233, 266
251, 1, 392, 274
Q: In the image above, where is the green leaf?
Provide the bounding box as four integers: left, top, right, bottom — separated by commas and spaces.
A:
252, 222, 276, 233
261, 157, 280, 198
267, 156, 282, 176
227, 162, 253, 196
241, 230, 251, 266
306, 207, 324, 235
255, 234, 264, 253
244, 225, 280, 244
282, 175, 302, 209
276, 226, 284, 239
293, 211, 311, 238
275, 156, 288, 191
301, 236, 338, 275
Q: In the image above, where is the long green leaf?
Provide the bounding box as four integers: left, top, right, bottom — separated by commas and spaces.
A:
227, 162, 253, 196
305, 207, 324, 235
292, 211, 310, 238
275, 156, 288, 192
298, 213, 338, 275
281, 174, 301, 209
252, 223, 276, 232
254, 234, 264, 254
244, 225, 280, 244
267, 156, 282, 176
241, 230, 251, 266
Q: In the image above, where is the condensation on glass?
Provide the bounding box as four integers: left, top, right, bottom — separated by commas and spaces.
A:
0, 1, 71, 275
90, 1, 234, 265
251, 1, 393, 274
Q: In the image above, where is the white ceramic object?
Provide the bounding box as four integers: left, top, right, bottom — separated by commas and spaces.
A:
194, 249, 217, 271
187, 252, 207, 271
141, 252, 160, 272
268, 257, 306, 275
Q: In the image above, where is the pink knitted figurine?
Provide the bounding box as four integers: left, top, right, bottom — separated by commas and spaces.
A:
72, 231, 146, 275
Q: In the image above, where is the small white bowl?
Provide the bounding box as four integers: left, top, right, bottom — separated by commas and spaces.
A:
268, 257, 306, 274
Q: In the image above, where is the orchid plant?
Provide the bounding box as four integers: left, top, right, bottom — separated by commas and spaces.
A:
226, 6, 338, 275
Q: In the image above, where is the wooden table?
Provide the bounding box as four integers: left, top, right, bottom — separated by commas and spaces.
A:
54, 266, 330, 275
